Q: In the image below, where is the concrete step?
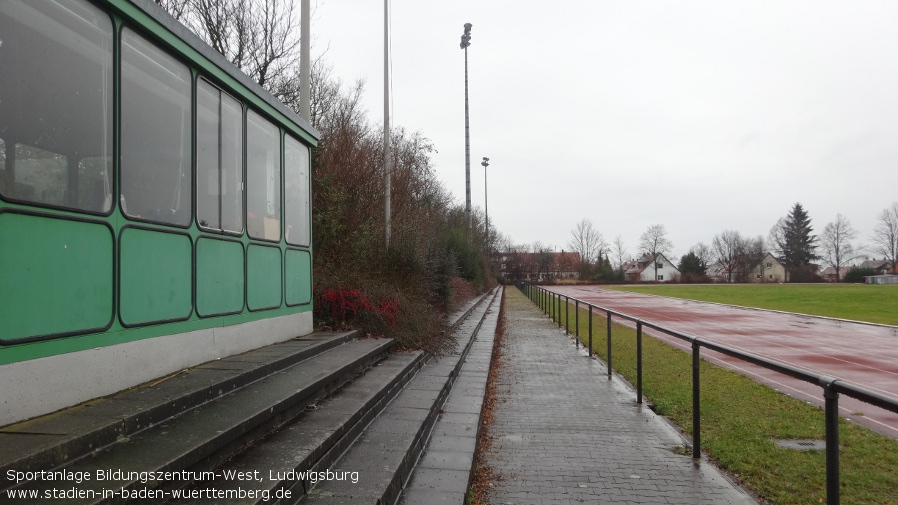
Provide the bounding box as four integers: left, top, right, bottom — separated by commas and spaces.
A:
303, 288, 501, 505
398, 290, 502, 504
168, 351, 425, 504
0, 331, 359, 488
3, 337, 393, 504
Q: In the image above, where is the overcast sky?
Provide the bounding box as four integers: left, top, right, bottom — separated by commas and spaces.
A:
311, 0, 898, 261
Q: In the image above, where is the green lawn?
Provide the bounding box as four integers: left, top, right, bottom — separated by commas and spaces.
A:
605, 284, 898, 326
519, 287, 898, 504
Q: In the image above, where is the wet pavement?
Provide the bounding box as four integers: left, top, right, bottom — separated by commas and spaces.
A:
483, 288, 755, 505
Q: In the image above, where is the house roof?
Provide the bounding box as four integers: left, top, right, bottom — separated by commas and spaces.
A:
859, 259, 891, 270
623, 253, 679, 275
622, 260, 644, 275
821, 266, 851, 276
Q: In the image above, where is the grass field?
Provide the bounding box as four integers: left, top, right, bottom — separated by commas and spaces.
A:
519, 287, 898, 504
605, 284, 898, 326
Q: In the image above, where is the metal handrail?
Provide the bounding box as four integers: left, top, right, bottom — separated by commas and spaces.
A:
520, 283, 898, 505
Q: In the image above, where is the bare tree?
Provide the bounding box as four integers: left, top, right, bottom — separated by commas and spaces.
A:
612, 235, 627, 273
639, 224, 673, 281
737, 235, 766, 282
820, 214, 859, 281
567, 218, 606, 278
712, 230, 746, 282
532, 241, 553, 281
493, 231, 513, 255
154, 0, 190, 20
872, 203, 898, 274
689, 242, 713, 273
168, 0, 302, 107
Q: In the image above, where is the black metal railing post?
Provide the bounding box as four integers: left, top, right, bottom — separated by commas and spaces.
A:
606, 310, 612, 380
692, 340, 701, 459
554, 292, 558, 323
575, 300, 580, 348
588, 304, 593, 357
565, 296, 570, 336
550, 292, 554, 321
824, 383, 841, 505
636, 320, 643, 404
555, 294, 561, 328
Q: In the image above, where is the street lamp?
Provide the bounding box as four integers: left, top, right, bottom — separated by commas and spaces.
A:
460, 23, 472, 232
481, 156, 490, 252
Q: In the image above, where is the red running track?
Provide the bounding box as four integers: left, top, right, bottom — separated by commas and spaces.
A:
546, 285, 898, 439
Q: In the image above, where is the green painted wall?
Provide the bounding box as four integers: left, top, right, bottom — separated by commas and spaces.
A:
285, 249, 312, 306
119, 227, 192, 325
247, 244, 282, 311
196, 237, 245, 316
0, 0, 315, 365
0, 213, 113, 342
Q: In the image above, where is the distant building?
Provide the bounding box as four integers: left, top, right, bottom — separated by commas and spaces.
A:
821, 266, 851, 282
497, 251, 580, 282
864, 275, 898, 285
706, 253, 785, 283
858, 259, 895, 275
623, 253, 680, 283
747, 253, 786, 283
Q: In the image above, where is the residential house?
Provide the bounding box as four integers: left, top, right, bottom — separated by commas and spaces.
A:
747, 253, 786, 283
821, 266, 851, 282
705, 261, 732, 283
858, 259, 895, 275
706, 253, 785, 283
623, 253, 680, 283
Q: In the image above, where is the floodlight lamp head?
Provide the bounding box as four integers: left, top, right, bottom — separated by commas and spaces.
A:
460, 23, 472, 49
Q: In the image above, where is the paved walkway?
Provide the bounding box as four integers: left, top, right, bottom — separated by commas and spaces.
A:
484, 288, 756, 505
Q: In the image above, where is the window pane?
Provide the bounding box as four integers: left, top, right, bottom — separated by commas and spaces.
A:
196, 80, 220, 230
221, 93, 244, 234
196, 79, 244, 234
284, 136, 310, 247
246, 111, 280, 241
121, 28, 191, 226
11, 144, 66, 206
0, 0, 113, 213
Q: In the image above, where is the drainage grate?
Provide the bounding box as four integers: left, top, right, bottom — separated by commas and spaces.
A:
773, 439, 829, 451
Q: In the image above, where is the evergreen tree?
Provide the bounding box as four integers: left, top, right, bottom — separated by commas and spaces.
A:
678, 252, 704, 275
770, 203, 818, 280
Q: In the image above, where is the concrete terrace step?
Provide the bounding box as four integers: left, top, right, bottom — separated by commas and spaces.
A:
0, 331, 359, 487
169, 351, 425, 505
4, 337, 394, 504
304, 287, 502, 505
398, 291, 501, 504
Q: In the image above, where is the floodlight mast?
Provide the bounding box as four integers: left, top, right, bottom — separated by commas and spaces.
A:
482, 157, 490, 252
460, 23, 472, 232
384, 0, 391, 245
